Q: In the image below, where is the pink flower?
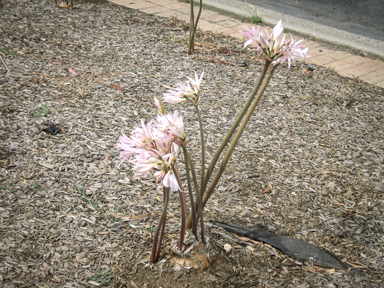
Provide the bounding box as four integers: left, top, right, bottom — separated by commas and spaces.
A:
156, 110, 187, 146
187, 72, 204, 96
163, 72, 204, 106
154, 96, 164, 115
241, 20, 309, 68
117, 112, 185, 192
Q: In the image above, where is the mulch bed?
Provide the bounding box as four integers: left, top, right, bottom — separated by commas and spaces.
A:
0, 0, 383, 287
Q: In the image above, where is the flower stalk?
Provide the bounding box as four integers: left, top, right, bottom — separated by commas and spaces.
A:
118, 20, 308, 262
150, 187, 170, 263
202, 60, 270, 194
182, 146, 198, 237
201, 65, 276, 210
173, 164, 187, 250
185, 147, 205, 243
188, 0, 203, 55
195, 105, 205, 200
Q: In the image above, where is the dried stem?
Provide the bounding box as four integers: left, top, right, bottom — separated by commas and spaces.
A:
0, 55, 30, 78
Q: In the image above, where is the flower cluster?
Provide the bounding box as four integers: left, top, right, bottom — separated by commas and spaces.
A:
241, 20, 309, 68
118, 111, 187, 192
163, 72, 204, 106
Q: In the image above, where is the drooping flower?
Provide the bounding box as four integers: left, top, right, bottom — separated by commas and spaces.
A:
156, 110, 187, 147
241, 20, 309, 68
117, 110, 186, 192
163, 72, 204, 106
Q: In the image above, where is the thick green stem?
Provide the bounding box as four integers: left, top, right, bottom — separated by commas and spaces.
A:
192, 0, 203, 44
183, 146, 197, 237
155, 208, 167, 260
188, 0, 203, 54
195, 105, 205, 200
187, 0, 195, 54
173, 165, 187, 250
201, 66, 276, 209
150, 187, 170, 263
186, 64, 275, 230
203, 61, 270, 193
185, 149, 205, 243
173, 164, 189, 218
177, 191, 186, 250
185, 150, 199, 201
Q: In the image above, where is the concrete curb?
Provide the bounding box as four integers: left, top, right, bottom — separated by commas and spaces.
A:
196, 0, 384, 60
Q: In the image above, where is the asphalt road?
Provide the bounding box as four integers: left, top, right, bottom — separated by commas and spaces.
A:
239, 0, 384, 42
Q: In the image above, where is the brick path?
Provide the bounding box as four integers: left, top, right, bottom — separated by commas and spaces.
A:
109, 0, 384, 88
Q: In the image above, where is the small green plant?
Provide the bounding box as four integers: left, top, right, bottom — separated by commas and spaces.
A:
0, 48, 16, 56
1, 182, 17, 193
78, 188, 104, 216
53, 220, 60, 229
244, 0, 262, 24
108, 214, 118, 223
251, 15, 262, 24
133, 222, 156, 233
31, 105, 50, 117
32, 180, 40, 187
297, 130, 305, 136
90, 271, 114, 285
129, 68, 137, 74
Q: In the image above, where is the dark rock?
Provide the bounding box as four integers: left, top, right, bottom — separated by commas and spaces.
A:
42, 123, 61, 135
307, 64, 317, 71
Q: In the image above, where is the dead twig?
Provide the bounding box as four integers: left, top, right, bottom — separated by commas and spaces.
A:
0, 55, 30, 78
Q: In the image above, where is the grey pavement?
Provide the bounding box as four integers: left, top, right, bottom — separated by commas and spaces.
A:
197, 0, 384, 59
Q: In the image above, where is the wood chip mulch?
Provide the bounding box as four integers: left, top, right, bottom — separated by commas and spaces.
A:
0, 0, 383, 287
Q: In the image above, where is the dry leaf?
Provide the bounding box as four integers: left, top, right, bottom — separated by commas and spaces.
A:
32, 71, 53, 77
88, 280, 101, 287
131, 213, 150, 220
262, 189, 271, 194
110, 84, 124, 94
59, 3, 69, 8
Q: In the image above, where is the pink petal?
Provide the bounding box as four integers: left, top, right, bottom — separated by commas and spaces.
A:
68, 68, 78, 76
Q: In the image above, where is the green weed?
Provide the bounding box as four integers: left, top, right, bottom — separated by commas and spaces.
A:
244, 0, 262, 24
53, 220, 60, 229
0, 48, 16, 56
78, 188, 104, 216
90, 271, 114, 285
251, 15, 262, 23
31, 105, 50, 117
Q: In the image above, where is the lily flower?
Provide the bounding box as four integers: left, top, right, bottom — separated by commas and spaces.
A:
118, 110, 185, 192
156, 110, 187, 146
241, 20, 309, 68
163, 72, 204, 106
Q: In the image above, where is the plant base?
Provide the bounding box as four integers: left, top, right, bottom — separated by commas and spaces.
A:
169, 242, 211, 272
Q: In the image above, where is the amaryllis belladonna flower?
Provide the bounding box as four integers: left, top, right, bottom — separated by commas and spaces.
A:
241, 20, 309, 68
118, 112, 186, 192
163, 72, 204, 106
